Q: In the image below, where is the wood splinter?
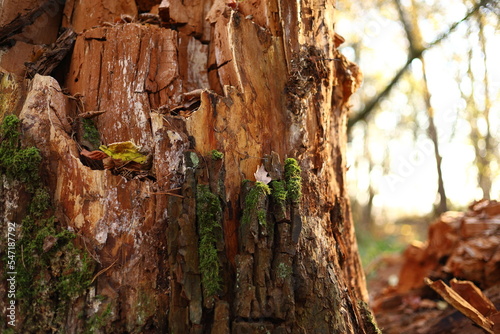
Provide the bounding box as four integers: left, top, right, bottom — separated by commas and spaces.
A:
425, 278, 495, 334
77, 110, 107, 119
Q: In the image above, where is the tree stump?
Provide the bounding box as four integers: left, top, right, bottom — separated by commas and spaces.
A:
0, 1, 376, 333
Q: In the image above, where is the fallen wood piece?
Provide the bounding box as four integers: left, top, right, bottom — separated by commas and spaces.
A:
78, 110, 107, 119
25, 28, 77, 78
460, 217, 500, 238
425, 278, 494, 333
450, 279, 497, 317
490, 312, 500, 334
80, 149, 109, 161
469, 199, 500, 216
396, 241, 435, 293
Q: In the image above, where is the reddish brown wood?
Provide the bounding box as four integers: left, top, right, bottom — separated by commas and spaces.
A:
425, 278, 494, 333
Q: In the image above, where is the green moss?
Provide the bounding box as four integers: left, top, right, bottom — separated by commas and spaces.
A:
210, 149, 224, 160
196, 185, 223, 296
82, 118, 101, 149
0, 115, 96, 332
358, 300, 382, 334
277, 262, 292, 279
270, 181, 287, 201
284, 158, 302, 203
270, 180, 287, 204
257, 209, 267, 226
242, 181, 271, 226
284, 158, 301, 179
11, 147, 41, 184
95, 294, 106, 301
185, 151, 200, 168
0, 114, 20, 146
270, 180, 288, 221
12, 208, 96, 333
0, 115, 41, 191
29, 187, 51, 217
14, 213, 96, 333
84, 303, 112, 334
17, 217, 95, 303
56, 250, 95, 299
135, 288, 158, 327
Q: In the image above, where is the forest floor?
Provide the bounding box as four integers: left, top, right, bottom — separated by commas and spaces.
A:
366, 200, 500, 334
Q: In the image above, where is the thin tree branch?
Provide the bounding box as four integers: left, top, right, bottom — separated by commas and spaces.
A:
393, 0, 420, 54
394, 0, 448, 212
348, 0, 493, 129
348, 59, 414, 128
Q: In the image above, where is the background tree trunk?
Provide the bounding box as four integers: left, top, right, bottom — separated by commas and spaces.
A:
1, 0, 377, 333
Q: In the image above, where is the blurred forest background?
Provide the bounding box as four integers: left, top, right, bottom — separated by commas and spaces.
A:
336, 0, 499, 270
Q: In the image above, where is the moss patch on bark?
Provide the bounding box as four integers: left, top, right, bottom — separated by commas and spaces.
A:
196, 184, 223, 296
0, 115, 41, 191
0, 114, 96, 332
242, 181, 271, 226
284, 158, 302, 203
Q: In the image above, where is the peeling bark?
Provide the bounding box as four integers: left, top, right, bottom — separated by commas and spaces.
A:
0, 0, 374, 333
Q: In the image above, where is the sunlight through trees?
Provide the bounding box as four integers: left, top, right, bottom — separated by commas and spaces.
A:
337, 0, 499, 264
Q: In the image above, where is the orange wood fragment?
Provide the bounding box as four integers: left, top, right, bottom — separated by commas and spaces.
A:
425, 278, 494, 334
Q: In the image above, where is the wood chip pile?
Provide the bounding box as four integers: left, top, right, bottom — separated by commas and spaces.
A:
371, 199, 500, 334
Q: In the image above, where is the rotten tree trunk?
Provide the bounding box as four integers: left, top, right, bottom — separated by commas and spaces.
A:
0, 0, 375, 333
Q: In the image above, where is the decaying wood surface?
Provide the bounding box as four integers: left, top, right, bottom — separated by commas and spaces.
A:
371, 199, 500, 334
425, 278, 495, 334
449, 279, 497, 316
25, 27, 76, 78
0, 0, 375, 333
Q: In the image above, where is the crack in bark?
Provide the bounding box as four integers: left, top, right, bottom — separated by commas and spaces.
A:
207, 59, 233, 72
